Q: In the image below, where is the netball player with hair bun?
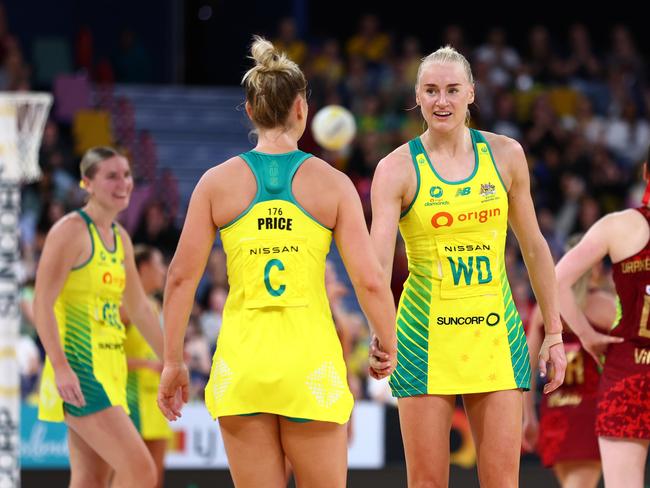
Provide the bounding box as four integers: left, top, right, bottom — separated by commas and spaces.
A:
158, 37, 397, 488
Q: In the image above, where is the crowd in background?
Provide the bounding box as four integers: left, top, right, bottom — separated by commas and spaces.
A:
4, 6, 650, 406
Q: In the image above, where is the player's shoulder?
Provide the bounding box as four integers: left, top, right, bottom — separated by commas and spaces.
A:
598, 208, 644, 229
43, 211, 90, 254
48, 211, 88, 237
374, 142, 413, 187
300, 155, 356, 194
378, 142, 412, 170
201, 155, 248, 182
480, 130, 524, 160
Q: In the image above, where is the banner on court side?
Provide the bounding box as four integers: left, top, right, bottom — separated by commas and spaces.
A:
20, 403, 69, 468
166, 401, 385, 469
19, 401, 385, 469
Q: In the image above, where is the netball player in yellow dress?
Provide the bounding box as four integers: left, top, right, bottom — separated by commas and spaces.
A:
158, 37, 397, 488
123, 245, 171, 488
35, 147, 163, 487
369, 46, 567, 487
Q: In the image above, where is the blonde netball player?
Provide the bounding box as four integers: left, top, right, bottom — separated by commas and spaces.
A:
34, 147, 163, 488
369, 46, 567, 488
122, 245, 171, 488
158, 37, 397, 488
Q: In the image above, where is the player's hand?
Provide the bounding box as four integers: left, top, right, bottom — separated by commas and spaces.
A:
158, 362, 189, 421
521, 413, 539, 452
579, 328, 624, 366
368, 335, 396, 380
539, 342, 567, 395
54, 361, 86, 408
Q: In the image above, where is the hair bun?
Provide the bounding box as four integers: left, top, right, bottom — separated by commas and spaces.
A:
250, 36, 281, 72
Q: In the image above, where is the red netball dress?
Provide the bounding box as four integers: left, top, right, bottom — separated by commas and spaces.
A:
538, 331, 600, 466
596, 207, 650, 439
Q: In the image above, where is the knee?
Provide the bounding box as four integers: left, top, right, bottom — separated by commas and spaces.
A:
139, 457, 158, 488
70, 470, 110, 488
410, 482, 446, 488
409, 475, 447, 488
118, 455, 157, 488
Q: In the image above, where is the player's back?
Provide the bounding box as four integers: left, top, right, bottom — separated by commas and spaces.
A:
612, 206, 650, 347
204, 150, 353, 424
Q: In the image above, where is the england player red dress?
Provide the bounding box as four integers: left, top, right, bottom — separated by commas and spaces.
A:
596, 207, 650, 440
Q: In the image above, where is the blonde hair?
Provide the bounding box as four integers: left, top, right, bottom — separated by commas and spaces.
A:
416, 45, 474, 87
241, 36, 307, 129
80, 146, 122, 179
415, 45, 474, 126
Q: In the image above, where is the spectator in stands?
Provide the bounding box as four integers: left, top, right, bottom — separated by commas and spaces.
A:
562, 24, 603, 83
606, 25, 645, 85
604, 98, 650, 167
346, 14, 391, 64
199, 284, 227, 346
273, 17, 307, 66
309, 38, 345, 95
491, 91, 522, 141
571, 95, 606, 144
401, 36, 422, 85
183, 316, 212, 401
525, 93, 567, 157
475, 27, 521, 90
133, 200, 180, 259
523, 25, 563, 85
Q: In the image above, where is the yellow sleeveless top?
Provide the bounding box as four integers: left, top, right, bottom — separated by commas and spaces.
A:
39, 209, 129, 421
205, 150, 353, 424
124, 297, 171, 439
390, 129, 531, 396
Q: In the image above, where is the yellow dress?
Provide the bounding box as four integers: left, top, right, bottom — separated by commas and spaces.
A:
39, 209, 129, 421
124, 297, 171, 440
205, 150, 353, 424
390, 129, 531, 396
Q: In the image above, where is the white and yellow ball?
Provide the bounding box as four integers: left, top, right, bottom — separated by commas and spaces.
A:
311, 105, 356, 151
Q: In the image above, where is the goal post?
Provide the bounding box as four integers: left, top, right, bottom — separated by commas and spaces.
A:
0, 92, 53, 487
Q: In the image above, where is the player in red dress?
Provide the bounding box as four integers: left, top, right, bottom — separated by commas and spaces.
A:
556, 150, 650, 488
524, 236, 616, 488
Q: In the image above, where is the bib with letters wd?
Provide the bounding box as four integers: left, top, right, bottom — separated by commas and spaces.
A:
390, 129, 531, 396
205, 150, 353, 424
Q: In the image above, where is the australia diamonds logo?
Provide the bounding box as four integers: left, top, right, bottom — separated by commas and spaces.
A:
479, 183, 496, 197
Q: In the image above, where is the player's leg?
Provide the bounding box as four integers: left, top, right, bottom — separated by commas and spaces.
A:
65, 406, 157, 488
599, 437, 649, 488
398, 395, 456, 488
144, 439, 167, 488
463, 389, 522, 488
68, 428, 112, 488
218, 414, 287, 488
553, 460, 601, 488
279, 417, 347, 488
